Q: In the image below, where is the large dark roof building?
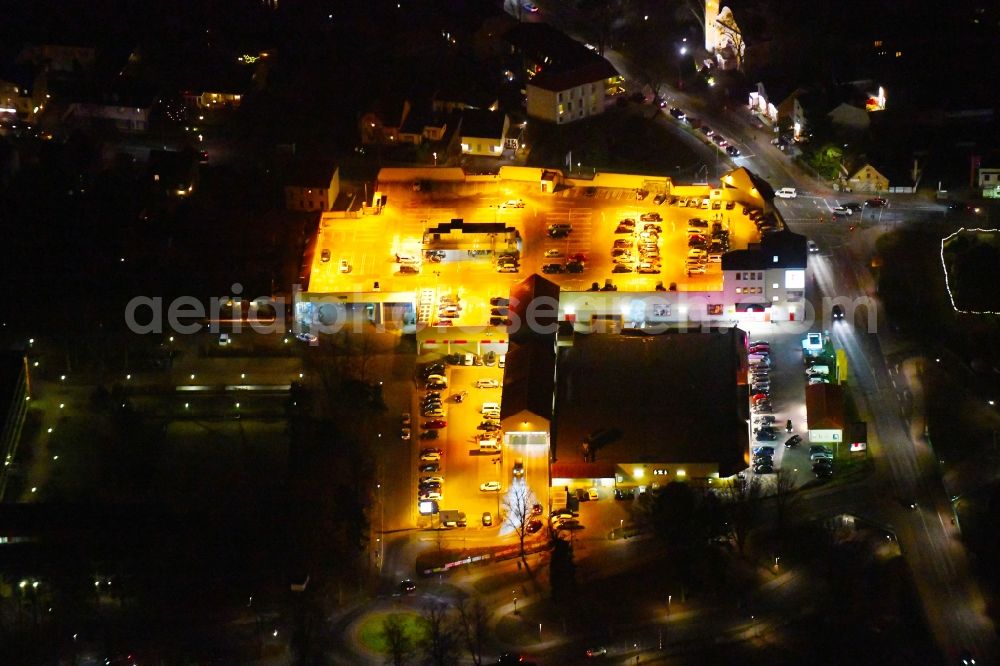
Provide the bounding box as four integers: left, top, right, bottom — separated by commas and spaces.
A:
553, 329, 749, 480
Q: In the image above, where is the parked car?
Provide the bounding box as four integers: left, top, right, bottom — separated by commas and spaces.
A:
755, 428, 777, 441
544, 249, 563, 258
775, 187, 798, 199
476, 378, 499, 389
480, 481, 501, 492
785, 434, 802, 448
423, 420, 447, 429
542, 263, 565, 274
832, 205, 853, 216
865, 197, 887, 208
419, 462, 440, 473
640, 212, 662, 222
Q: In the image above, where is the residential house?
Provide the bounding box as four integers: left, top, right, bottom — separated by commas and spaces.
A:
62, 86, 156, 133
775, 89, 810, 139
397, 105, 454, 147
500, 21, 621, 123
827, 102, 871, 132
747, 78, 802, 127
459, 109, 509, 157
525, 59, 618, 124
979, 167, 1000, 199
359, 96, 411, 145
284, 161, 340, 212
171, 41, 267, 111
846, 163, 889, 194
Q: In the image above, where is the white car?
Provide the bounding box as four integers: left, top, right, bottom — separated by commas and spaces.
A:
687, 248, 707, 260
775, 187, 798, 199
339, 259, 351, 273
419, 491, 443, 501
421, 452, 441, 462
401, 427, 411, 440
501, 199, 525, 208
807, 240, 819, 253
476, 378, 500, 389
420, 476, 444, 484
480, 481, 501, 492
543, 249, 563, 258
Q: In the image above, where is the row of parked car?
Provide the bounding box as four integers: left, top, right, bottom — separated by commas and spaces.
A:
667, 107, 742, 158
611, 215, 663, 274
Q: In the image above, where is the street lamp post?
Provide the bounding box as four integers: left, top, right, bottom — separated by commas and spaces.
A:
513, 591, 519, 615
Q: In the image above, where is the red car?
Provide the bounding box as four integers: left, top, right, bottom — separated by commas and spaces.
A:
423, 419, 447, 429
865, 197, 887, 208
569, 252, 587, 262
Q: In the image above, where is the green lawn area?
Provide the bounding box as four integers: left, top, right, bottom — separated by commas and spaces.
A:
357, 611, 428, 654
525, 104, 705, 178
942, 229, 1000, 313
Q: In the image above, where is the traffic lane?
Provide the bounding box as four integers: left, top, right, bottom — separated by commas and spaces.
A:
825, 272, 996, 658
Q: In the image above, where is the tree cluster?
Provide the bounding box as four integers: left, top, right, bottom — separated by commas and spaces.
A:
381, 595, 490, 666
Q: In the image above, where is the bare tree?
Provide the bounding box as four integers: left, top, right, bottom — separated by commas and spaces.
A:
722, 475, 762, 556
772, 467, 799, 538
419, 602, 461, 666
381, 613, 413, 666
503, 481, 538, 564
454, 596, 489, 666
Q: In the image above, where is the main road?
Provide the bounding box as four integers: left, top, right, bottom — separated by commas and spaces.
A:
801, 207, 996, 662
539, 0, 997, 649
